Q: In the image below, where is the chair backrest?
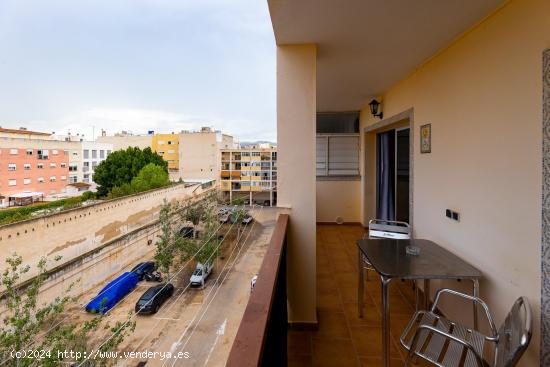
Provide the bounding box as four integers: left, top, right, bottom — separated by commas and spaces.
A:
494, 297, 532, 367
368, 219, 411, 240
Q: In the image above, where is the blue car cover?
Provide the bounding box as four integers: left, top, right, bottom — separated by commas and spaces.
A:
85, 272, 139, 314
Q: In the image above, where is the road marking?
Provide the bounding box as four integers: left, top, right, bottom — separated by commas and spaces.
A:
217, 318, 227, 335
152, 316, 181, 321
203, 318, 227, 367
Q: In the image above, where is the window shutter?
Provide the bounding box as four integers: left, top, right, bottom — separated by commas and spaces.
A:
328, 136, 359, 175
316, 136, 328, 176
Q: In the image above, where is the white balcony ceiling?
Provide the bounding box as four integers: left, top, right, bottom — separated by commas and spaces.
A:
268, 0, 506, 111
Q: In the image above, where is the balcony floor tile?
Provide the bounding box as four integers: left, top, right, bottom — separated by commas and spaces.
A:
288, 224, 419, 366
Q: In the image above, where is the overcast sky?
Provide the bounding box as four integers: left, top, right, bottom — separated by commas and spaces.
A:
0, 0, 276, 142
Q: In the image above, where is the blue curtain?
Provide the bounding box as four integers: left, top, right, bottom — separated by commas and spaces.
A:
376, 131, 395, 221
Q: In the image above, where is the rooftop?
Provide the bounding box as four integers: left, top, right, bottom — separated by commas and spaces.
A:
0, 127, 51, 136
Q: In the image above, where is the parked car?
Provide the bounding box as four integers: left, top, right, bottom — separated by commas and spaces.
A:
144, 271, 162, 282
131, 261, 156, 281
242, 215, 253, 225
189, 262, 212, 288
135, 283, 174, 314
86, 272, 139, 314
179, 226, 194, 238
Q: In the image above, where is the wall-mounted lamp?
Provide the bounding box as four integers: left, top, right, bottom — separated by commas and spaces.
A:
369, 99, 383, 119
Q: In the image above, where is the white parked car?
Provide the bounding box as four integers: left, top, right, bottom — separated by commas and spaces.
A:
189, 262, 212, 288
242, 215, 253, 225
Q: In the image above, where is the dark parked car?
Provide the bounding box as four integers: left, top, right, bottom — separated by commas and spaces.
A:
135, 283, 174, 314
179, 226, 194, 238
131, 261, 156, 280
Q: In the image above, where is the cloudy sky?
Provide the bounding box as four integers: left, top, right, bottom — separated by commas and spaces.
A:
0, 0, 276, 142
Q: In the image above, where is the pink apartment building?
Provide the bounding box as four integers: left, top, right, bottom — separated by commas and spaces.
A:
0, 145, 70, 206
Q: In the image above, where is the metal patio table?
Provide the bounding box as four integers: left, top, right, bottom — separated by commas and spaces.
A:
356, 238, 482, 367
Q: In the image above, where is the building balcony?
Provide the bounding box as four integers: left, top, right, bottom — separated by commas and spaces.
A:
227, 221, 473, 367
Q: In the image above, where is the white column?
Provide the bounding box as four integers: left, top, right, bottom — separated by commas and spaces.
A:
277, 44, 317, 324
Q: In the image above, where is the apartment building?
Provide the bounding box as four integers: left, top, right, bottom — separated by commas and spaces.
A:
0, 127, 53, 140
152, 133, 179, 173
0, 128, 115, 206
220, 146, 277, 206
179, 127, 235, 181
96, 128, 235, 182
0, 136, 81, 207
96, 131, 152, 151
80, 141, 112, 185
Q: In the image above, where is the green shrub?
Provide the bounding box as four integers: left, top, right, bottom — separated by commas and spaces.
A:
130, 163, 169, 192
62, 196, 83, 210
81, 191, 96, 201
0, 194, 91, 225
108, 183, 135, 199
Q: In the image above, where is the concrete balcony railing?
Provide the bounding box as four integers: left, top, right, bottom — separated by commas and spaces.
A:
226, 214, 288, 367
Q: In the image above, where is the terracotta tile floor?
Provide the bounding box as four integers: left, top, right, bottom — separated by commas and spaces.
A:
288, 224, 430, 367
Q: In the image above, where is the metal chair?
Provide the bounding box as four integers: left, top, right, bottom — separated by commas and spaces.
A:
362, 219, 411, 278
367, 219, 411, 240
400, 289, 532, 367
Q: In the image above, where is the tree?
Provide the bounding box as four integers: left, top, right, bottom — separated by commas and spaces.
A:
130, 163, 169, 193
154, 200, 180, 279
193, 202, 220, 264
154, 194, 221, 279
231, 208, 250, 238
0, 254, 134, 366
93, 147, 167, 196
182, 201, 209, 238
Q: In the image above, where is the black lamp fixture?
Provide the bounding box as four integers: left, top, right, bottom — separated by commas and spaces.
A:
369, 99, 383, 119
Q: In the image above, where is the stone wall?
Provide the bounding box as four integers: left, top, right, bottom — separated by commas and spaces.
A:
0, 182, 213, 280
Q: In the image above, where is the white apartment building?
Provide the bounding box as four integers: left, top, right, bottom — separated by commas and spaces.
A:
80, 142, 112, 186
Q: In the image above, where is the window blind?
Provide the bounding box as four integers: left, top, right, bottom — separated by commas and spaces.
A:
316, 135, 359, 177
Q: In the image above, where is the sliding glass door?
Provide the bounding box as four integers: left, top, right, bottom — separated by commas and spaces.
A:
376, 128, 410, 223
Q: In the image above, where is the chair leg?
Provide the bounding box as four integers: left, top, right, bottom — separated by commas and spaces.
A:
404, 350, 416, 367
414, 280, 420, 311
